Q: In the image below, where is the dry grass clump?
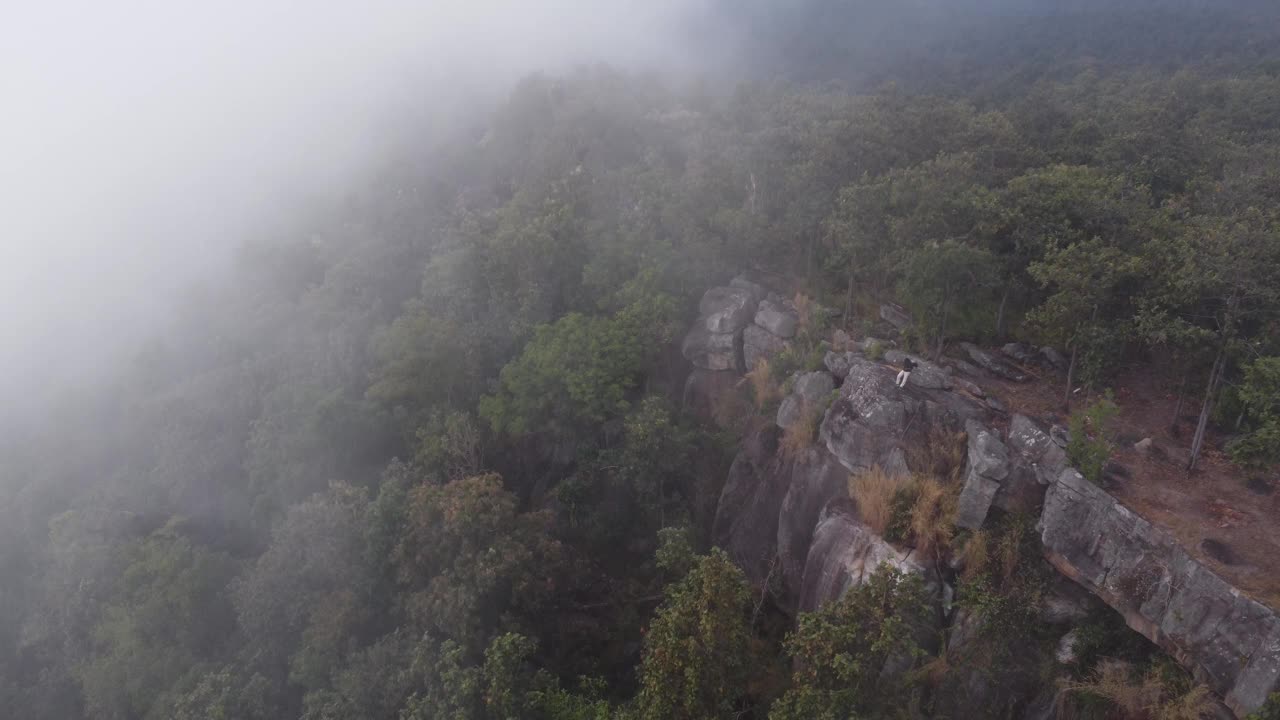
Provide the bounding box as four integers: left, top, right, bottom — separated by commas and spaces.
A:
1058, 660, 1214, 720
909, 476, 956, 561
745, 358, 782, 411
959, 530, 990, 582
780, 402, 819, 460
907, 425, 968, 484
793, 292, 814, 335
849, 465, 913, 535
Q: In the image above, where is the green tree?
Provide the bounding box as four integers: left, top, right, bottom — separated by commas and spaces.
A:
1229, 357, 1280, 466
393, 474, 562, 650
769, 566, 930, 720
479, 292, 679, 445
899, 239, 999, 358
1028, 237, 1142, 408
633, 548, 757, 720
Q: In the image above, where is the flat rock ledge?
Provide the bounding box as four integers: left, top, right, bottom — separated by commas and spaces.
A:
1039, 468, 1280, 716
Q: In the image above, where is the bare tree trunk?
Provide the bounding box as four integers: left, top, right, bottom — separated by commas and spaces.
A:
844, 273, 854, 328
935, 283, 951, 361
1188, 344, 1227, 472
1169, 369, 1188, 431
995, 285, 1009, 339
1064, 344, 1078, 411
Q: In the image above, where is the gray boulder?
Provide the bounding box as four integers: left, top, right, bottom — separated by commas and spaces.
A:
755, 298, 799, 338
682, 325, 739, 371
1041, 346, 1068, 371
729, 275, 767, 303
713, 426, 788, 585
960, 342, 1029, 382
856, 336, 893, 353
776, 372, 835, 430
880, 303, 913, 330
1002, 342, 1039, 365
823, 350, 861, 380
776, 447, 851, 610
1008, 414, 1069, 486
743, 324, 788, 371
953, 376, 985, 398
820, 359, 909, 472
798, 498, 928, 612
699, 286, 758, 334
955, 419, 1010, 530
681, 368, 742, 424
1039, 468, 1280, 716
1055, 629, 1081, 665
882, 349, 953, 387
1039, 575, 1102, 625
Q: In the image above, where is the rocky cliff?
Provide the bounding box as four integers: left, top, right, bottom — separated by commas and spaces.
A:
682, 278, 1280, 718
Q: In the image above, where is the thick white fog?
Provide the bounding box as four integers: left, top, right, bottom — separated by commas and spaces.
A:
0, 0, 725, 412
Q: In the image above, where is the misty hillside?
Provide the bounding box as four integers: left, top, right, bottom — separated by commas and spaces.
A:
4, 2, 1280, 719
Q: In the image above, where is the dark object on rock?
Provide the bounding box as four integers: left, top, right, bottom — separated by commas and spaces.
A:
1246, 477, 1274, 496
1200, 539, 1236, 566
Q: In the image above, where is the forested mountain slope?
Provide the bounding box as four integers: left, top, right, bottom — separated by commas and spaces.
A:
4, 2, 1280, 718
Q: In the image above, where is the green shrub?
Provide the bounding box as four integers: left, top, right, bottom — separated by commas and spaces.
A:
1249, 693, 1280, 720
1068, 393, 1119, 484
865, 340, 885, 361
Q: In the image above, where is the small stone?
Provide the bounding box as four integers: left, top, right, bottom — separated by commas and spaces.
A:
1134, 437, 1154, 455
1055, 629, 1081, 665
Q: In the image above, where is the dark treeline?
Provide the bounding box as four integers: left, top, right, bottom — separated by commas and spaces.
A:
4, 3, 1280, 719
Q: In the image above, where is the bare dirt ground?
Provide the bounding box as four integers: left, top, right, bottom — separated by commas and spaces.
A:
977, 354, 1280, 609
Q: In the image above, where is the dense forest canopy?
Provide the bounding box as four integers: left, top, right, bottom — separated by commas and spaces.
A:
4, 1, 1280, 718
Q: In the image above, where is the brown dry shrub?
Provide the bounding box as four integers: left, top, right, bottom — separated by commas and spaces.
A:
909, 476, 956, 561
745, 358, 781, 411
779, 403, 818, 461
793, 292, 814, 335
1058, 660, 1214, 720
960, 530, 990, 582
907, 425, 968, 483
849, 465, 913, 535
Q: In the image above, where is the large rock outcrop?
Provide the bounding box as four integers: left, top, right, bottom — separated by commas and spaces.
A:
1039, 468, 1280, 715
680, 279, 798, 374
798, 498, 929, 612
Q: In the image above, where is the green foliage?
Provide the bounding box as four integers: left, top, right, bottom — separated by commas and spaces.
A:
1230, 357, 1280, 466
393, 474, 562, 649
769, 566, 930, 720
633, 548, 756, 720
1248, 693, 1280, 720
1067, 393, 1120, 484
480, 292, 679, 442
899, 238, 1000, 357
865, 339, 885, 361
